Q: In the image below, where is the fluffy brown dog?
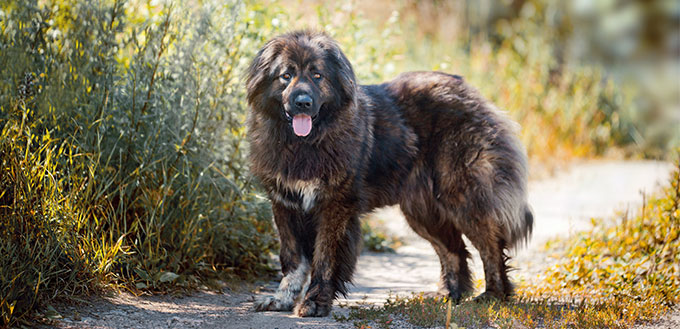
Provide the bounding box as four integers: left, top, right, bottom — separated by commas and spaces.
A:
246, 30, 533, 317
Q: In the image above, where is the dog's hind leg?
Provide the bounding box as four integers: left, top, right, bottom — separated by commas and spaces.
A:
430, 229, 474, 302
255, 202, 314, 312
400, 194, 473, 302
458, 217, 513, 300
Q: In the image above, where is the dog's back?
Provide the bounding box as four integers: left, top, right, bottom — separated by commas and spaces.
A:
363, 71, 533, 247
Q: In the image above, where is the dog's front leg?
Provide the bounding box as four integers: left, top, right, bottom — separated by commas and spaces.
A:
255, 202, 312, 311
295, 197, 361, 317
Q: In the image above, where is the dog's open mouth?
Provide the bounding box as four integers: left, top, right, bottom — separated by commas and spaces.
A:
284, 112, 318, 137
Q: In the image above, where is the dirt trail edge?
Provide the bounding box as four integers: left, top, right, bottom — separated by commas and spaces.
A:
55, 160, 675, 329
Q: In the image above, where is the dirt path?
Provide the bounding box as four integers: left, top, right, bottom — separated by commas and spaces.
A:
55, 160, 675, 329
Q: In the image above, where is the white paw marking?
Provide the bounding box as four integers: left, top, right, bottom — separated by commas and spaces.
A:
256, 258, 311, 311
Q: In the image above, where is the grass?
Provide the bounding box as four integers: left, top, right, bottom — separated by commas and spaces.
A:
522, 156, 680, 325
335, 158, 680, 328
335, 294, 570, 329
0, 107, 95, 327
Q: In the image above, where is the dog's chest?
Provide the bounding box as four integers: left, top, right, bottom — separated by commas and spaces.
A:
270, 176, 321, 212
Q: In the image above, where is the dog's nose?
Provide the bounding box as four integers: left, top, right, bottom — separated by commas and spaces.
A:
294, 94, 313, 110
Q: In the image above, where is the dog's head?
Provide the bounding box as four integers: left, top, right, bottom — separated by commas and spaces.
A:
246, 30, 357, 139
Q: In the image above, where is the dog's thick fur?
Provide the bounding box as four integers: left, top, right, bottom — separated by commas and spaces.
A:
246, 30, 533, 317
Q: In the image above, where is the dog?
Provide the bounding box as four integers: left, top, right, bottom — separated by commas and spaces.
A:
246, 30, 533, 317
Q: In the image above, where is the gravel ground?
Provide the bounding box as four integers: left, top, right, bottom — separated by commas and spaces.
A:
52, 160, 676, 329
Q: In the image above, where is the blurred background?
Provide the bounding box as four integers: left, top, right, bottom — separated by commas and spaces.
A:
1, 0, 678, 326
387, 0, 679, 155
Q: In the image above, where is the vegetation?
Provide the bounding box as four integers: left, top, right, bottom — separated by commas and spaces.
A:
0, 0, 281, 325
361, 221, 402, 253
335, 160, 680, 328
525, 157, 680, 325
0, 0, 676, 327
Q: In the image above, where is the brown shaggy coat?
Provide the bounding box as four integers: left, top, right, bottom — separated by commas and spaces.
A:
246, 30, 533, 317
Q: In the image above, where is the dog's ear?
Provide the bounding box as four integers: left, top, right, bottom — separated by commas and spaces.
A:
246, 38, 284, 108
324, 40, 357, 106
335, 48, 357, 104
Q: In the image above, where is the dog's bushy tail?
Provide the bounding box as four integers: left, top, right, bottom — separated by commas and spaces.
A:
497, 196, 534, 249
494, 113, 533, 249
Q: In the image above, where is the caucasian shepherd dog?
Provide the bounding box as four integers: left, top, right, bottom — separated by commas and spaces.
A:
246, 30, 533, 317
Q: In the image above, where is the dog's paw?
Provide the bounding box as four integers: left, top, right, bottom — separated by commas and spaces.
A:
254, 295, 294, 312
294, 299, 331, 317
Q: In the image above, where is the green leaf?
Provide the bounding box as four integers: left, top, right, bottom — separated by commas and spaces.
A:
158, 271, 180, 283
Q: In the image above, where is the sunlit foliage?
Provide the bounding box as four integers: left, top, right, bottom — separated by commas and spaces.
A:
1, 0, 280, 325
521, 158, 680, 326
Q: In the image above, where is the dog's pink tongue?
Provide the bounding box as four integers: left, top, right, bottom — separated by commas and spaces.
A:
292, 114, 312, 136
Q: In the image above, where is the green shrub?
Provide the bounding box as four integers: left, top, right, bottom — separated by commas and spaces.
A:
394, 12, 643, 165
0, 0, 281, 325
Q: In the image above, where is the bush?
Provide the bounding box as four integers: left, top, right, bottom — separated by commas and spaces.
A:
394, 10, 644, 166
361, 221, 401, 253
0, 0, 280, 325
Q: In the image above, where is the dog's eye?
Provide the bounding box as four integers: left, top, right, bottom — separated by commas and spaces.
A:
280, 73, 291, 81
313, 73, 322, 80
